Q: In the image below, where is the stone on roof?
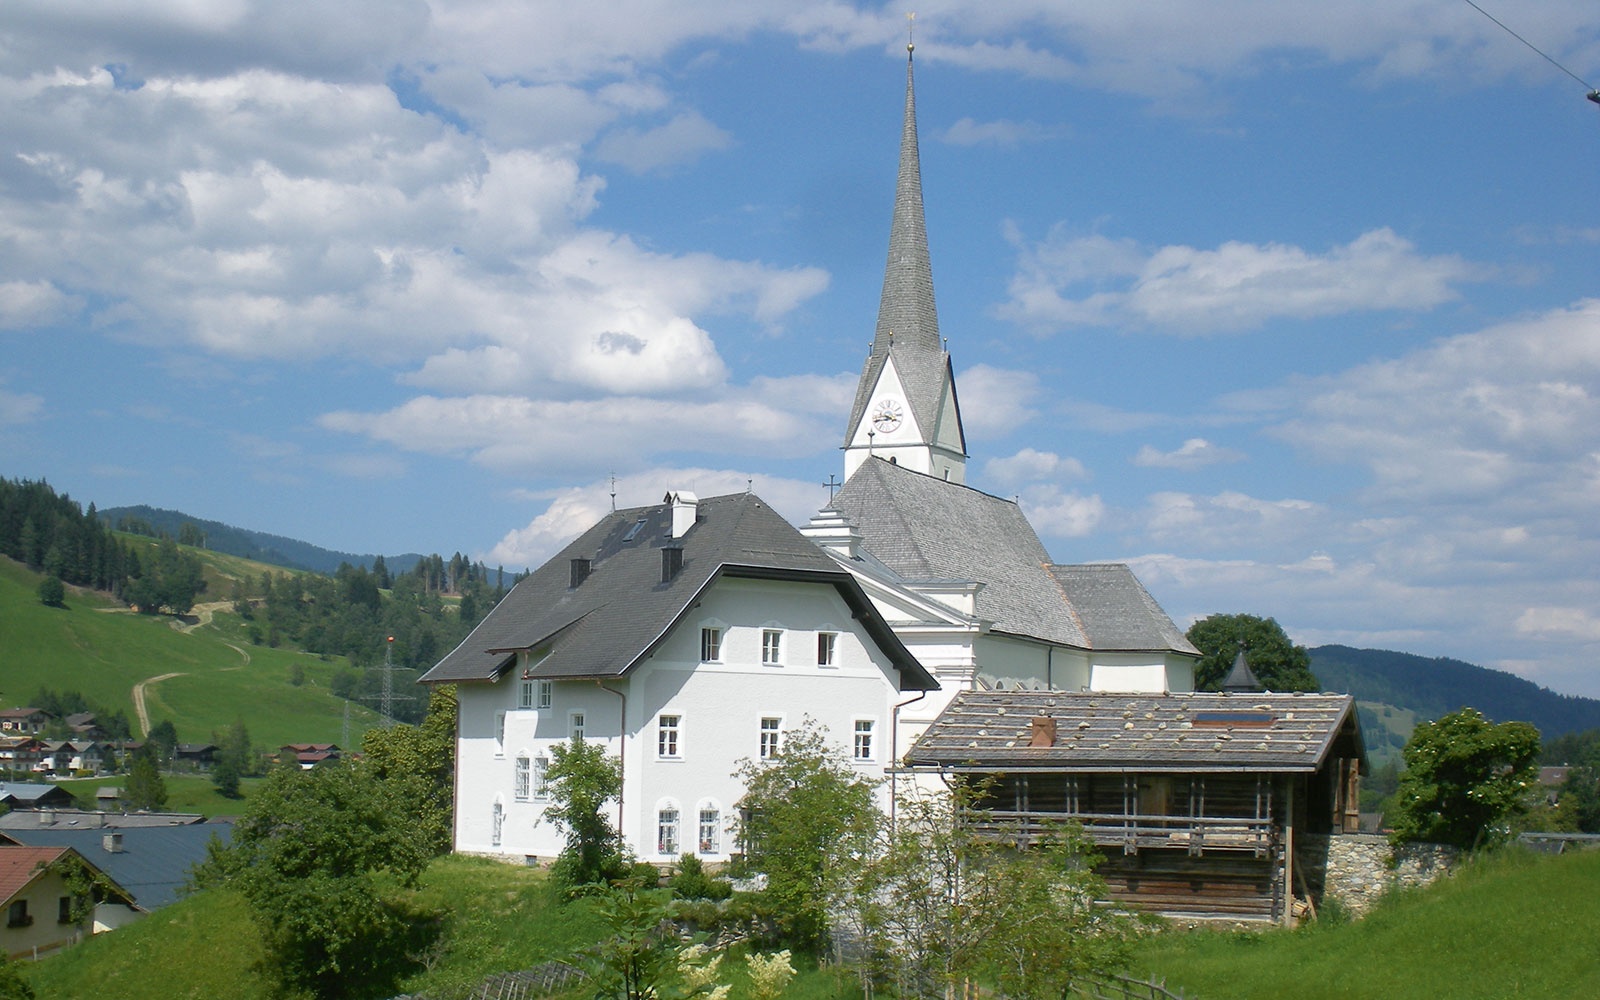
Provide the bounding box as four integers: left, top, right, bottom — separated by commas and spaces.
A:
908, 690, 1363, 773
422, 491, 934, 690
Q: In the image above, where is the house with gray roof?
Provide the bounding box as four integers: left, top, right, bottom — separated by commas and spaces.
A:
906, 688, 1365, 924
422, 490, 937, 864
0, 820, 232, 911
803, 44, 1198, 753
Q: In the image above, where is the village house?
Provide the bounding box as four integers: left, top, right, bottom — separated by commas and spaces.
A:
0, 709, 51, 736
0, 845, 141, 959
422, 490, 937, 862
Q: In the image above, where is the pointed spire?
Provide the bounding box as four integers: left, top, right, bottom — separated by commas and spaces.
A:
873, 41, 940, 355
1223, 647, 1264, 692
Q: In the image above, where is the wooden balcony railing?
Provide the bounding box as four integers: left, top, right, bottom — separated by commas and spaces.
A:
969, 810, 1277, 857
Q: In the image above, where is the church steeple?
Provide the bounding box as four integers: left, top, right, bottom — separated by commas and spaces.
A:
843, 40, 968, 484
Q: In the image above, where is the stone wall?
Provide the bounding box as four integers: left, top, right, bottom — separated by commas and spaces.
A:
1300, 833, 1459, 917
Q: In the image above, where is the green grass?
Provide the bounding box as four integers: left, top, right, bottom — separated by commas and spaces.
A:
0, 555, 385, 748
52, 774, 265, 817
20, 855, 852, 1000
1128, 846, 1600, 999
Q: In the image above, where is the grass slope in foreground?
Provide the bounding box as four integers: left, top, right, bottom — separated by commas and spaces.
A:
1130, 846, 1600, 999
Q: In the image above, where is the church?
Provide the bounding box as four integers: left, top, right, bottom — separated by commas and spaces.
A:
421, 47, 1359, 916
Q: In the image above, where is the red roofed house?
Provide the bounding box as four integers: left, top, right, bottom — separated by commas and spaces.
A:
1, 845, 141, 959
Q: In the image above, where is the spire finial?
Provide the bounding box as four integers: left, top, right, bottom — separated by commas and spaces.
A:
907, 12, 915, 56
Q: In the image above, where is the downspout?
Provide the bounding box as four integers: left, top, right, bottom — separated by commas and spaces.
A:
597, 681, 627, 838
890, 688, 928, 830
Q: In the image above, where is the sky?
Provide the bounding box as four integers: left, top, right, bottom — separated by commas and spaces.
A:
3, 2, 1600, 697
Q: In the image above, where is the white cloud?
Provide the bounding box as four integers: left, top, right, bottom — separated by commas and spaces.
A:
1514, 607, 1600, 642
954, 364, 1040, 436
594, 111, 735, 173
999, 226, 1486, 334
1132, 437, 1243, 470
1019, 485, 1105, 539
1142, 491, 1323, 553
941, 118, 1057, 147
984, 448, 1088, 486
0, 388, 44, 426
1273, 299, 1600, 507
0, 281, 80, 330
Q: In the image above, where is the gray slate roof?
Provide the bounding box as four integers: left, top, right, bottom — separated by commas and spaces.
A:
1045, 565, 1200, 655
0, 782, 76, 808
0, 822, 232, 910
907, 690, 1364, 773
421, 491, 935, 690
830, 460, 1196, 656
845, 50, 960, 453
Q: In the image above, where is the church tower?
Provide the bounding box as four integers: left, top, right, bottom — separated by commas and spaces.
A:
842, 42, 967, 485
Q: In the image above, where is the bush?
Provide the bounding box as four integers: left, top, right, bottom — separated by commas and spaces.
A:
37, 575, 64, 607
670, 854, 733, 901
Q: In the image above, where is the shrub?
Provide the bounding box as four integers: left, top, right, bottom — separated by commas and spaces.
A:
670, 854, 733, 901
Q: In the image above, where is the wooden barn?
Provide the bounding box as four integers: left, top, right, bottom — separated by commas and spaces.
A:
903, 688, 1365, 925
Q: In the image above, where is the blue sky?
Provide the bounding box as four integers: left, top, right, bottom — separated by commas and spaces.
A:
4, 2, 1600, 696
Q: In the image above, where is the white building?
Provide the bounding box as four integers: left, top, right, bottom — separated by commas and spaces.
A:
421, 491, 936, 863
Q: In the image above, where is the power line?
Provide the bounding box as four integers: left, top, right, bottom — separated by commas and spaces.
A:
1460, 0, 1599, 103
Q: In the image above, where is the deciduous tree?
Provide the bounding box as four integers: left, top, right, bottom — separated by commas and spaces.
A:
1186, 613, 1319, 691
1390, 707, 1541, 850
734, 719, 880, 953
546, 737, 628, 891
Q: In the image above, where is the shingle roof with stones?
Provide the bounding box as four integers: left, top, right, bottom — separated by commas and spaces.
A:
907, 690, 1361, 772
420, 491, 935, 690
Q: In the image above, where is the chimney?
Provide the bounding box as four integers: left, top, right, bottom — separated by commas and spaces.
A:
103, 832, 124, 854
666, 490, 699, 539
1029, 717, 1057, 748
569, 558, 591, 588
661, 546, 683, 583
39, 810, 53, 826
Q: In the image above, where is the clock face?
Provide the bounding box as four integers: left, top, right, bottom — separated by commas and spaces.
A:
871, 398, 903, 433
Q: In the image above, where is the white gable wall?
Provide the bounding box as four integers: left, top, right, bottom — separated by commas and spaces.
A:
453, 575, 908, 864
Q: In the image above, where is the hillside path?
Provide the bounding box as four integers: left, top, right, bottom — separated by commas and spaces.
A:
133, 672, 185, 737
174, 600, 231, 634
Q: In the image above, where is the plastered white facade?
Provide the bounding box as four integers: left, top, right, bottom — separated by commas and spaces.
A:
453, 575, 914, 863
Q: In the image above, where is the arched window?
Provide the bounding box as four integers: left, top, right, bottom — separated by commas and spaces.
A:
657, 803, 681, 856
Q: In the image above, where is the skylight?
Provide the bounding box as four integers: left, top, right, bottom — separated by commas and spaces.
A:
1193, 711, 1275, 727
622, 518, 648, 542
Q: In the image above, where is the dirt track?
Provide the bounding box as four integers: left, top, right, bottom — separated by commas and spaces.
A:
132, 672, 185, 737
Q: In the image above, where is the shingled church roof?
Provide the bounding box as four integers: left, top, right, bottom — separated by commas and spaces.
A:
829, 459, 1198, 657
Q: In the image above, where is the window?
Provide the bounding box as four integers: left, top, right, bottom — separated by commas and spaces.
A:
58, 896, 73, 925
817, 632, 837, 667
7, 900, 28, 928
492, 801, 504, 847
570, 712, 585, 741
534, 756, 550, 799
700, 627, 722, 662
514, 755, 531, 800
759, 717, 782, 759
523, 679, 552, 709
761, 629, 783, 665
853, 719, 876, 762
699, 808, 721, 854
658, 714, 681, 758
494, 711, 506, 754
658, 807, 680, 856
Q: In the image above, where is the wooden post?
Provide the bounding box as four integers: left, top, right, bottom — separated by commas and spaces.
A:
1282, 778, 1296, 926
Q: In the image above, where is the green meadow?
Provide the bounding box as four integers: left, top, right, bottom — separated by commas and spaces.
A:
0, 555, 384, 749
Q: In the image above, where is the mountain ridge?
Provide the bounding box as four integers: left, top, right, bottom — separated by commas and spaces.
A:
101, 504, 427, 576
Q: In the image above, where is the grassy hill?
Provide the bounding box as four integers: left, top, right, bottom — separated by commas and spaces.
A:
0, 554, 384, 749
1130, 846, 1600, 999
